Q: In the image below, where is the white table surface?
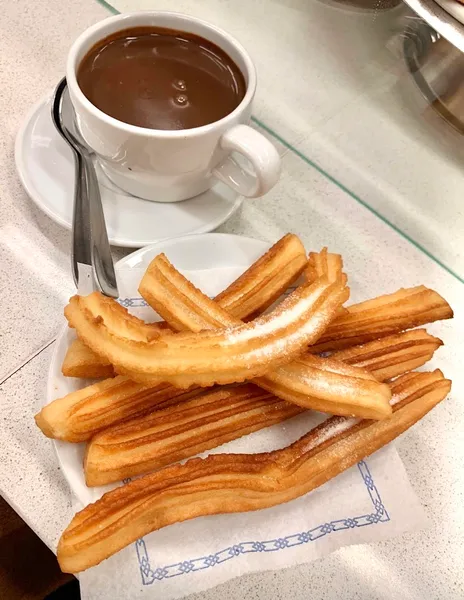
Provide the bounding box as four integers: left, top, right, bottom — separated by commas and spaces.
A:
0, 0, 463, 598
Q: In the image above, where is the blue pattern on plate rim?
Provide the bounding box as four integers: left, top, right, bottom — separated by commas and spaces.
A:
117, 297, 389, 585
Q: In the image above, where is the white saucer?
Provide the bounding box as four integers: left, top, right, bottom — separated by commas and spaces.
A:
15, 96, 243, 248
45, 233, 269, 506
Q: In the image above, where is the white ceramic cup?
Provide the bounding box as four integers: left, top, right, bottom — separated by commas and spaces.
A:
66, 11, 281, 203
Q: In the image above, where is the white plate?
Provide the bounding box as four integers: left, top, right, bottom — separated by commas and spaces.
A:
15, 96, 243, 248
46, 233, 269, 506
434, 0, 464, 23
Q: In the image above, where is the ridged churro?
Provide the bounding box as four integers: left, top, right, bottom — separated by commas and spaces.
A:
62, 233, 307, 378
84, 384, 302, 486
58, 370, 451, 574
331, 329, 442, 381
41, 237, 309, 440
135, 254, 392, 418
35, 376, 197, 443
215, 233, 308, 319
71, 295, 165, 342
85, 329, 442, 486
305, 248, 347, 316
140, 233, 308, 329
64, 273, 349, 387
310, 286, 453, 353
306, 247, 344, 284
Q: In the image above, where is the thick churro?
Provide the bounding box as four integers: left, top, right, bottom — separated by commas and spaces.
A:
35, 377, 197, 443
135, 254, 392, 418
85, 329, 442, 486
58, 370, 451, 574
63, 233, 307, 377
84, 384, 302, 486
42, 237, 309, 440
62, 339, 115, 379
64, 273, 349, 387
310, 286, 453, 353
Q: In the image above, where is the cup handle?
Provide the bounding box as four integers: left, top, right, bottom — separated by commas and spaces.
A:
212, 124, 281, 197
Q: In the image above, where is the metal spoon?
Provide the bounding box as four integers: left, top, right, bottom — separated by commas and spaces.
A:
51, 77, 119, 298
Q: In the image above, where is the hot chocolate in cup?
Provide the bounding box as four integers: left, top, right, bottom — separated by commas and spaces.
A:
67, 11, 281, 203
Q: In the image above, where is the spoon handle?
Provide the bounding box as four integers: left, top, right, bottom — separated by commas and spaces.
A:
72, 152, 118, 298
71, 151, 92, 288
84, 157, 119, 298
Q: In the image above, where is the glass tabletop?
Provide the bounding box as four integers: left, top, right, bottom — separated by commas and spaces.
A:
96, 0, 464, 284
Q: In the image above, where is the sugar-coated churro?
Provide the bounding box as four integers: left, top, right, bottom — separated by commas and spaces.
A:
38, 326, 440, 444
255, 356, 391, 419
140, 233, 308, 329
64, 273, 349, 387
45, 236, 310, 439
51, 257, 451, 443
133, 254, 392, 417
58, 370, 451, 573
68, 233, 307, 374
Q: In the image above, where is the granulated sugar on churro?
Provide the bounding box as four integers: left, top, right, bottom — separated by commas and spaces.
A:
296, 415, 360, 455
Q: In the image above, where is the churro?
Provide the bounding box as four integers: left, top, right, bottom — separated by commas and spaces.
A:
84, 384, 302, 486
215, 233, 308, 319
69, 295, 165, 342
305, 248, 347, 316
35, 376, 197, 443
134, 254, 392, 418
58, 370, 451, 573
64, 273, 349, 387
306, 247, 344, 284
62, 339, 114, 379
310, 286, 453, 353
332, 329, 442, 381
42, 237, 309, 440
85, 329, 442, 486
63, 234, 307, 377
140, 233, 308, 329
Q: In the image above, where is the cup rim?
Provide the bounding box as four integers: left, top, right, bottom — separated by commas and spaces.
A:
66, 10, 257, 138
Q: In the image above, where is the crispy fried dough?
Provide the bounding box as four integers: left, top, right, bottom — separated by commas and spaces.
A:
136, 254, 391, 417
58, 370, 451, 573
310, 286, 452, 353
84, 329, 442, 486
62, 339, 114, 379
64, 273, 349, 387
